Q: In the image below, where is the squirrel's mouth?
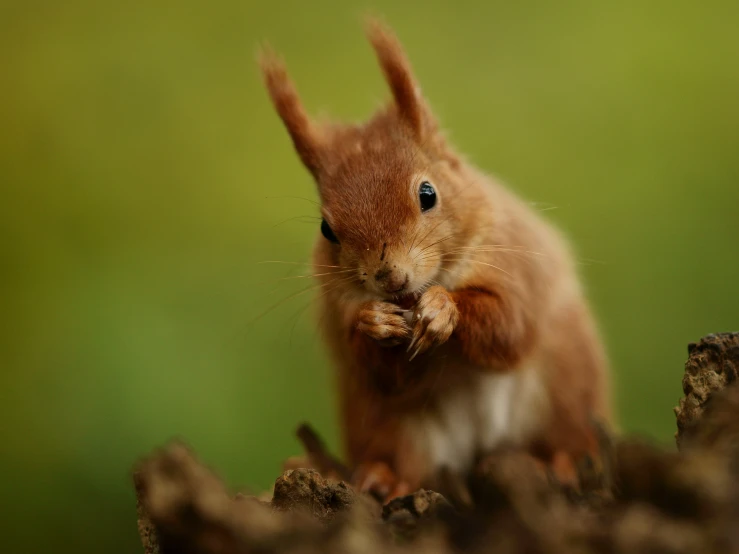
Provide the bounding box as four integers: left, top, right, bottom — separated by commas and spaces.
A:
393, 292, 419, 310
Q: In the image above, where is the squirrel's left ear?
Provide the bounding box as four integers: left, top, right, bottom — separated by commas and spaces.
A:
258, 46, 325, 179
365, 18, 435, 141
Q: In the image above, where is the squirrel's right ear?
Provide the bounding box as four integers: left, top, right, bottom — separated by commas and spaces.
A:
365, 18, 433, 141
258, 46, 323, 178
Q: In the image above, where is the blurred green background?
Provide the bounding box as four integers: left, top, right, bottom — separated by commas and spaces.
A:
2, 0, 738, 551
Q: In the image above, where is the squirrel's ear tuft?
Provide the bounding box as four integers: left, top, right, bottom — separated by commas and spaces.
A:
364, 17, 429, 140
258, 45, 323, 177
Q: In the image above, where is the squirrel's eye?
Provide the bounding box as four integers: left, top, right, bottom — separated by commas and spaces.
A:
321, 219, 339, 244
419, 181, 437, 212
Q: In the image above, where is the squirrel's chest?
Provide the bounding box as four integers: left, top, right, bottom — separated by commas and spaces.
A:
401, 364, 549, 474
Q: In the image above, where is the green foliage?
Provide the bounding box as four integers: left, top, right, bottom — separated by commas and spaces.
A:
1, 0, 738, 552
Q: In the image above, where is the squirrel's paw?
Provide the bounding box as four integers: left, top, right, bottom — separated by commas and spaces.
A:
357, 301, 410, 347
408, 286, 459, 360
352, 461, 412, 503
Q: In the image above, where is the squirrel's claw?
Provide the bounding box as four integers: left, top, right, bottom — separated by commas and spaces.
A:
408, 286, 459, 360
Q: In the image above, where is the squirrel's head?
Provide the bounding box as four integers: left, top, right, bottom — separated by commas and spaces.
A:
260, 18, 477, 303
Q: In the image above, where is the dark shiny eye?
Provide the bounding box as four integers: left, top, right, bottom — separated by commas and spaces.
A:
419, 181, 437, 212
321, 219, 339, 244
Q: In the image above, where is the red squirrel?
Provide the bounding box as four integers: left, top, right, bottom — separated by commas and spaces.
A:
259, 19, 613, 500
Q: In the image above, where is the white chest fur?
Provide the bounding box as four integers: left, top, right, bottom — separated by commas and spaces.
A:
402, 364, 549, 476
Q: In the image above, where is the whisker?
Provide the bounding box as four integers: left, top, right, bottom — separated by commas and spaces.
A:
442, 258, 513, 277
449, 244, 535, 250
406, 225, 423, 255
264, 195, 321, 207
272, 269, 356, 280
417, 244, 545, 259
236, 273, 356, 334
256, 260, 345, 269
416, 263, 453, 274
408, 215, 452, 255
271, 215, 321, 228
447, 245, 547, 256
414, 234, 456, 257
222, 283, 322, 349
576, 257, 608, 266
286, 274, 357, 345
447, 247, 542, 255
425, 278, 445, 289
437, 249, 543, 268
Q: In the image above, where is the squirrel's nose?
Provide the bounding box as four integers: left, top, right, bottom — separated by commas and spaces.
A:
374, 266, 391, 281
374, 266, 408, 293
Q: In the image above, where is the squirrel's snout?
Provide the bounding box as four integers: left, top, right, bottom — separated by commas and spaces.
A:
374, 265, 409, 293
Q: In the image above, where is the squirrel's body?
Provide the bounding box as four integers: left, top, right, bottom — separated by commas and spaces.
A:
261, 19, 612, 497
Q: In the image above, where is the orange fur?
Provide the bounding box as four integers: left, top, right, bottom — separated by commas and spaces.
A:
260, 18, 613, 498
